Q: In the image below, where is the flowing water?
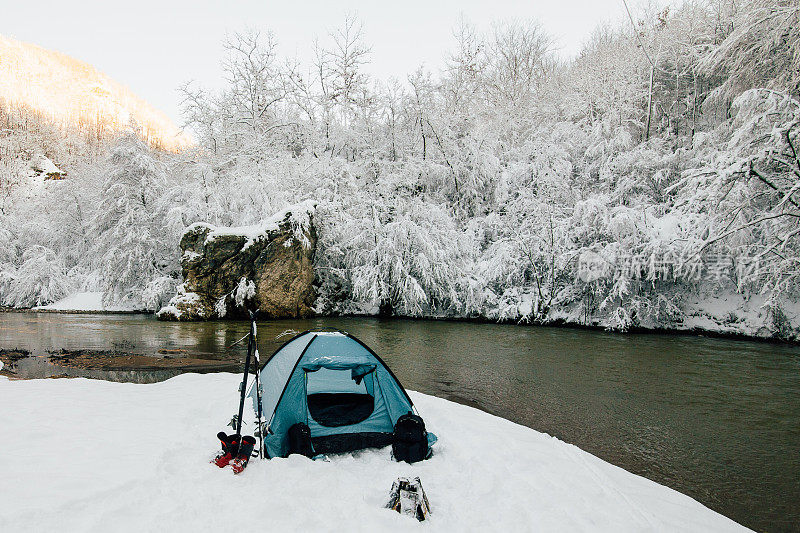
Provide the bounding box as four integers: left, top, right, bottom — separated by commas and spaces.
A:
1, 312, 799, 531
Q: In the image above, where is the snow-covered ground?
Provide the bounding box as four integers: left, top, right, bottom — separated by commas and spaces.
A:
32, 291, 139, 312
546, 290, 800, 340
0, 373, 749, 532
680, 292, 799, 338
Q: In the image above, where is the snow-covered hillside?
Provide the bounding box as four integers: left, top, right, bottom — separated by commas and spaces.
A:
0, 373, 749, 532
0, 34, 191, 152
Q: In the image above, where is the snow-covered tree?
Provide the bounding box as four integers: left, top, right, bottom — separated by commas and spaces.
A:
91, 132, 177, 308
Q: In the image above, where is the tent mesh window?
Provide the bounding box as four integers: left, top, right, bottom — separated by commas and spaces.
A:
305, 366, 375, 427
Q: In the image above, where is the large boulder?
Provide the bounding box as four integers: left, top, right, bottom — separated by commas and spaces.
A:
157, 201, 316, 320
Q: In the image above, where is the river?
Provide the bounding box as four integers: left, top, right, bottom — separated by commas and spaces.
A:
1, 312, 798, 532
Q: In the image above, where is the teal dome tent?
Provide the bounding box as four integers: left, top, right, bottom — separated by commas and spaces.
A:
249, 330, 418, 458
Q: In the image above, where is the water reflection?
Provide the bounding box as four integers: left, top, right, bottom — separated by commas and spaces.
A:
6, 355, 183, 383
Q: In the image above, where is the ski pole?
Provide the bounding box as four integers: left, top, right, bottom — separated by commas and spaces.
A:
250, 310, 265, 458
235, 310, 257, 436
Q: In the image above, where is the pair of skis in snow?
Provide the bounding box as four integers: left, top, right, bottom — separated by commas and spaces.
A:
212, 310, 264, 474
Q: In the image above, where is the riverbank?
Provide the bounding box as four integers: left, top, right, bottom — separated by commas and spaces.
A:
4, 301, 799, 346
0, 372, 749, 532
1, 315, 793, 382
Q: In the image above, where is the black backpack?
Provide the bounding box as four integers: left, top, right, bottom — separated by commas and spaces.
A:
287, 422, 314, 458
392, 412, 429, 463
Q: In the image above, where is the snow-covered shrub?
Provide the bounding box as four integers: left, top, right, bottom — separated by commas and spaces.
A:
1, 245, 72, 307
674, 89, 800, 300
316, 188, 473, 317
142, 276, 179, 312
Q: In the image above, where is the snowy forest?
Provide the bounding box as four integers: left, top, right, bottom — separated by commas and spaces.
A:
1, 0, 799, 337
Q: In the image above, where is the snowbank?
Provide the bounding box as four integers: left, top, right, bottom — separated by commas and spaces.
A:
545, 290, 800, 340
32, 291, 139, 312
0, 373, 748, 532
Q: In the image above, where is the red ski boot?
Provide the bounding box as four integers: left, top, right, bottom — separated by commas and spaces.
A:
212, 432, 241, 468
231, 436, 256, 474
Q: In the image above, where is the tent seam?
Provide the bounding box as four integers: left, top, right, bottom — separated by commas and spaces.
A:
265, 333, 317, 427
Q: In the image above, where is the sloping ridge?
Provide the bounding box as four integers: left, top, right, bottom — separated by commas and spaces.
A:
0, 34, 191, 151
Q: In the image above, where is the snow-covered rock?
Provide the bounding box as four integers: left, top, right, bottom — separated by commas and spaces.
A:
29, 153, 65, 180
158, 201, 316, 321
0, 373, 749, 532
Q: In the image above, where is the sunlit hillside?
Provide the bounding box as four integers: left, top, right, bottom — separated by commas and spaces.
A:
0, 35, 191, 152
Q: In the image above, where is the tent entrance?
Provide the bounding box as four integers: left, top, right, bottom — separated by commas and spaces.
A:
304, 365, 376, 428
307, 393, 374, 427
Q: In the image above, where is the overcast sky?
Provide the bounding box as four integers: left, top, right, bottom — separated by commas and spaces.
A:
2, 0, 655, 125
